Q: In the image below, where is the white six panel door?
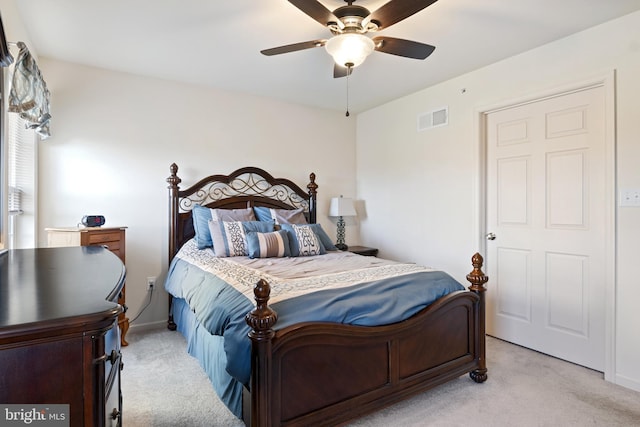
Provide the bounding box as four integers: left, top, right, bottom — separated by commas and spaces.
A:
485, 86, 606, 371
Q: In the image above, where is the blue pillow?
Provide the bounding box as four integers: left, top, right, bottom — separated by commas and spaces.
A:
308, 223, 337, 251
281, 224, 326, 257
253, 206, 273, 222
246, 230, 291, 258
191, 205, 255, 249
208, 220, 275, 257
192, 205, 214, 249
278, 223, 336, 251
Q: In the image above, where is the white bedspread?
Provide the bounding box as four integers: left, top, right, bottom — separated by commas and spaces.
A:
176, 239, 434, 303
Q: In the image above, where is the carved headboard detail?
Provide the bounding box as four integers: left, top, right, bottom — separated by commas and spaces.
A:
166, 164, 317, 261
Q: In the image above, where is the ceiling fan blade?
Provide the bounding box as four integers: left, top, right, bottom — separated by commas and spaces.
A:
366, 0, 439, 30
373, 36, 435, 59
333, 64, 353, 79
288, 0, 342, 28
261, 40, 327, 56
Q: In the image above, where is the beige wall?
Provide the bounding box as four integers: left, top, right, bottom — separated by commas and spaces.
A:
36, 59, 357, 328
357, 11, 640, 391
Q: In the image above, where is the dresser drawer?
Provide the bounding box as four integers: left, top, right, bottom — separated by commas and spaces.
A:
105, 377, 122, 427
104, 321, 122, 426
86, 231, 123, 245
99, 240, 121, 253
104, 322, 121, 390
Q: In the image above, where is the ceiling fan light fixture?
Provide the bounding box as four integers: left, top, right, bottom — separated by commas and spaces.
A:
325, 33, 375, 68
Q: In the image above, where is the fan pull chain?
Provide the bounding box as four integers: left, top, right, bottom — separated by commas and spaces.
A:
345, 63, 353, 117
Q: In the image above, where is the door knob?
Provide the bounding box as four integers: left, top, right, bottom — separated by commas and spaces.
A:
486, 232, 496, 241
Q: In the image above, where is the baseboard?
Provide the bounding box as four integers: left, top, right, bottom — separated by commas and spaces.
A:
614, 373, 640, 392
127, 320, 167, 334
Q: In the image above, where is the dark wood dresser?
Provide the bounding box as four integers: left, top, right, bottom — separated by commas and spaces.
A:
0, 246, 126, 427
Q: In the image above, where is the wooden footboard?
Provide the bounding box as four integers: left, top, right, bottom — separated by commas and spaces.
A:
245, 253, 488, 427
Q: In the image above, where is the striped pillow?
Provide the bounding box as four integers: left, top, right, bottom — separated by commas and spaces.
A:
208, 220, 274, 257
246, 230, 291, 258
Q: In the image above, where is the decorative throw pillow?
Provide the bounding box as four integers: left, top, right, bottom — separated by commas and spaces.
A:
253, 207, 307, 225
208, 220, 275, 257
246, 230, 291, 258
281, 224, 326, 257
191, 205, 255, 249
307, 223, 338, 251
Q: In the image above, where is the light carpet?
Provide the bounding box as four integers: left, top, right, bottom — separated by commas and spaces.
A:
121, 328, 640, 426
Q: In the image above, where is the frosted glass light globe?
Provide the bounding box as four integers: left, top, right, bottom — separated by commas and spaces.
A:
325, 33, 375, 67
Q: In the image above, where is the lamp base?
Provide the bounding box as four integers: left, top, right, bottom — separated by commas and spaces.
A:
335, 243, 348, 251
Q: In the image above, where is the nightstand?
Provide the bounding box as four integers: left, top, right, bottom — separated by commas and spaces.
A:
348, 246, 379, 257
45, 226, 130, 346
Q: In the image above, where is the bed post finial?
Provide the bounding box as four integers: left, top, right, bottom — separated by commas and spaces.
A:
246, 279, 278, 426
466, 253, 488, 293
466, 252, 488, 383
246, 279, 278, 337
308, 172, 317, 194
307, 172, 318, 224
167, 163, 181, 188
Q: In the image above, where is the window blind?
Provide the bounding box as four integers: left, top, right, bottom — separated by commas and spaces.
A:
7, 111, 36, 248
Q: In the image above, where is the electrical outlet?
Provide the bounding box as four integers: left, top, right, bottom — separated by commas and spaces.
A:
620, 189, 640, 207
146, 276, 156, 291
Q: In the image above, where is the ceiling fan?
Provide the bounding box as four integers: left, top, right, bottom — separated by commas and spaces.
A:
261, 0, 439, 78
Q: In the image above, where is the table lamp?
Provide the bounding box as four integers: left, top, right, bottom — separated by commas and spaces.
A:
329, 196, 357, 250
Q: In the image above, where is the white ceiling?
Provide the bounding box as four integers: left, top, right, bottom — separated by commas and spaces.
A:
13, 0, 640, 113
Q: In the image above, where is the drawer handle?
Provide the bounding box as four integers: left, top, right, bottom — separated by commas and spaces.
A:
107, 350, 120, 365
110, 408, 121, 420
96, 349, 120, 365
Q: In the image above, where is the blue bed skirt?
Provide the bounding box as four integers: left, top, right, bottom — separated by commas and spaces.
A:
172, 297, 244, 418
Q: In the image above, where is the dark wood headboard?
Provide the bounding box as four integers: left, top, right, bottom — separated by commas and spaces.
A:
166, 164, 318, 262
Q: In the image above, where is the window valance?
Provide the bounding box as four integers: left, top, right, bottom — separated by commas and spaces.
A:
8, 42, 51, 139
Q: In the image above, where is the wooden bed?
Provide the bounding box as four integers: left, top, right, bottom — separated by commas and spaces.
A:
166, 164, 488, 427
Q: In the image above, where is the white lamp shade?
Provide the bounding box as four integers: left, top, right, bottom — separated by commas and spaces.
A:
329, 197, 357, 217
325, 33, 375, 68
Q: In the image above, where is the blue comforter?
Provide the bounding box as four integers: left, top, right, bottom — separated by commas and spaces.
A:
165, 256, 465, 388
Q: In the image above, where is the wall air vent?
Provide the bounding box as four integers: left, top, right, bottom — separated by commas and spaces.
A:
417, 106, 448, 131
